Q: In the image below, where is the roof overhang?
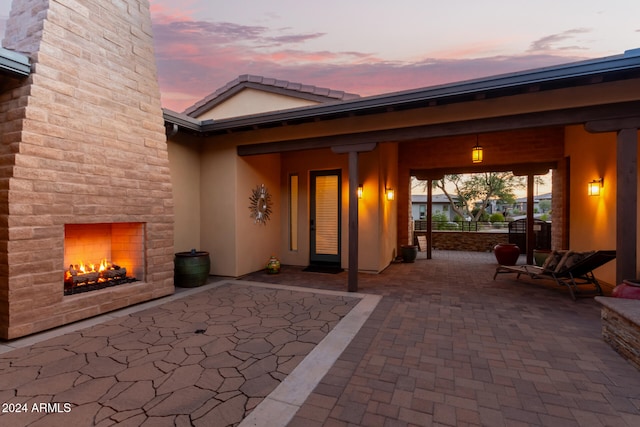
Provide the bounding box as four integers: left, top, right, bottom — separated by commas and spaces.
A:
163, 109, 201, 133
0, 47, 30, 77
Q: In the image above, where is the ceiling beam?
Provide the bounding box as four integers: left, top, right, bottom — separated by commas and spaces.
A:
331, 142, 377, 154
584, 116, 640, 133
411, 162, 557, 180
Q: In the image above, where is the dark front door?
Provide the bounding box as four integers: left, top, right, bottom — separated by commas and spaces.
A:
310, 170, 341, 265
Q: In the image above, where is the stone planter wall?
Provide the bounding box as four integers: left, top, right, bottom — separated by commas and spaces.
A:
415, 231, 509, 253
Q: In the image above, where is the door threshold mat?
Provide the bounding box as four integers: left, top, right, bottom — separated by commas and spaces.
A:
303, 265, 344, 274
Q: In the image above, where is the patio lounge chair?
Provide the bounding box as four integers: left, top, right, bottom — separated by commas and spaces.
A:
493, 249, 616, 300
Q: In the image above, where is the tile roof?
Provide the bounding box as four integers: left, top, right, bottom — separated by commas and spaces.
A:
411, 194, 454, 203
515, 192, 552, 203
183, 74, 360, 116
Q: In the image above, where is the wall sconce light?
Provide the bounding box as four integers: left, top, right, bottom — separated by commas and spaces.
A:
386, 188, 395, 201
588, 178, 603, 196
357, 185, 363, 199
472, 137, 483, 163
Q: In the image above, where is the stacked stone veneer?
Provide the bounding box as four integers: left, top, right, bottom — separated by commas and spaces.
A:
0, 0, 174, 339
416, 231, 509, 252
597, 297, 640, 371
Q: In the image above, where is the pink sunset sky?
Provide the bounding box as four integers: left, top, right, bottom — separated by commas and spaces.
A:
2, 1, 640, 112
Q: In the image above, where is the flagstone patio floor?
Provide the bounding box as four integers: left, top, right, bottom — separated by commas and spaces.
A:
1, 250, 639, 426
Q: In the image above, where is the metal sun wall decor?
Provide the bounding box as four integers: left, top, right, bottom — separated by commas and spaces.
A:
249, 184, 272, 225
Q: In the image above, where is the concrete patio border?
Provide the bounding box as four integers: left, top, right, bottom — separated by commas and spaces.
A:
235, 280, 381, 426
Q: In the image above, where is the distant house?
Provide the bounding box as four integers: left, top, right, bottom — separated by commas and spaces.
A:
411, 194, 459, 221
513, 193, 553, 213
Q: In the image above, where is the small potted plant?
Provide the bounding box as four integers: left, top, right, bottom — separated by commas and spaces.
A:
266, 255, 281, 274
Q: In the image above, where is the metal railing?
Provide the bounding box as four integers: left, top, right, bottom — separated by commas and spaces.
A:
414, 220, 510, 232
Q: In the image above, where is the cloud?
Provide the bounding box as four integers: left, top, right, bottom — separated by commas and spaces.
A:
151, 14, 587, 112
528, 28, 592, 53
269, 33, 326, 44
158, 20, 268, 44
263, 54, 583, 96
153, 14, 326, 51
160, 53, 583, 113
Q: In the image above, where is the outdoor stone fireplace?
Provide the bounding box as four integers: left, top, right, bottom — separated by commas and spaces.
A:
63, 223, 145, 295
0, 0, 175, 339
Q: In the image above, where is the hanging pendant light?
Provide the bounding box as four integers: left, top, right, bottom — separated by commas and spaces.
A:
472, 136, 483, 163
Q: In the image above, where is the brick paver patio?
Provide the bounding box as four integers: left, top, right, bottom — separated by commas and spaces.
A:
1, 250, 640, 426
245, 250, 640, 427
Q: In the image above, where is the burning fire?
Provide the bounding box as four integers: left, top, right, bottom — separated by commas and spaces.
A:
64, 259, 123, 283
63, 256, 133, 295
75, 259, 109, 274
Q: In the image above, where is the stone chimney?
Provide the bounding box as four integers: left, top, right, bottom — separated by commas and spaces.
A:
0, 0, 174, 339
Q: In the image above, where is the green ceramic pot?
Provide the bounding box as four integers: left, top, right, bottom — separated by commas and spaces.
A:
174, 250, 210, 287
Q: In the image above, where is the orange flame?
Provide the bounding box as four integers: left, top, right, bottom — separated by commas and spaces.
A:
70, 259, 110, 274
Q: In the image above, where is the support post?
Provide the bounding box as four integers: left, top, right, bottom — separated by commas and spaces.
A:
332, 142, 377, 293
348, 151, 359, 292
427, 179, 433, 259
616, 128, 637, 284
526, 174, 535, 265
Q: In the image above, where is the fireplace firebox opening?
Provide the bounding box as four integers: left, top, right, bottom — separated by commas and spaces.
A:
64, 223, 145, 295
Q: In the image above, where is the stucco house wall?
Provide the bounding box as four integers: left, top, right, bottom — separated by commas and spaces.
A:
198, 140, 239, 277
188, 139, 282, 277
167, 134, 201, 252
196, 88, 323, 121
236, 153, 282, 275
376, 142, 399, 268
277, 146, 397, 274
169, 77, 400, 277
564, 125, 628, 285
187, 142, 399, 277
279, 149, 347, 269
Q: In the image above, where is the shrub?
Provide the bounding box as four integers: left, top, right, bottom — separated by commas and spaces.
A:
442, 221, 459, 230
489, 212, 505, 222
432, 212, 456, 230
432, 211, 448, 222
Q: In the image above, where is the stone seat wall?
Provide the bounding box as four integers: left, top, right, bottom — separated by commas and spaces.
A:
596, 297, 640, 371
